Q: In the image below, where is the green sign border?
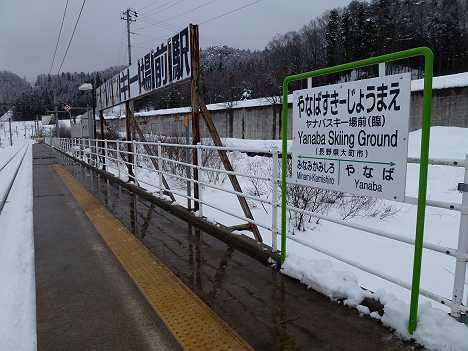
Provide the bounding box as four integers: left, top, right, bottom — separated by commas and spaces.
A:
280, 47, 434, 334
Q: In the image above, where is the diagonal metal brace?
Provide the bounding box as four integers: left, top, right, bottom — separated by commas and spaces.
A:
130, 116, 176, 202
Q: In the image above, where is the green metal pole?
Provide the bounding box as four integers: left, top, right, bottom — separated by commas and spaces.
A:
408, 48, 433, 334
280, 47, 434, 334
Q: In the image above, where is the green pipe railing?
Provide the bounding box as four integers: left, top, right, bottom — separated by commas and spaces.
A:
280, 47, 434, 334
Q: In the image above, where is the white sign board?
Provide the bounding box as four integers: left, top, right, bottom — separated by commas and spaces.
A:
96, 25, 192, 111
291, 73, 411, 201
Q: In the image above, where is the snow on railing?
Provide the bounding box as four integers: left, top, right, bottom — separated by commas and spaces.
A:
47, 137, 468, 318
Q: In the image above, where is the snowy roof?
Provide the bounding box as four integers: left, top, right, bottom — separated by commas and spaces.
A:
134, 96, 280, 118
410, 71, 468, 92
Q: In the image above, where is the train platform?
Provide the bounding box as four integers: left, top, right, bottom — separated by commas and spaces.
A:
32, 143, 422, 351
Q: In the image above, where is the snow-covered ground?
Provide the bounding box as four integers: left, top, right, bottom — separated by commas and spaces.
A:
0, 120, 37, 350
0, 140, 36, 351
90, 126, 468, 350
0, 120, 38, 149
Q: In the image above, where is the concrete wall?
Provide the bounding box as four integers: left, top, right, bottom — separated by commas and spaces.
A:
409, 87, 468, 130
107, 86, 468, 140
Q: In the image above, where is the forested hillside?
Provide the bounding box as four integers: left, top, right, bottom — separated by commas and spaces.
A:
0, 71, 30, 117
140, 0, 468, 110
3, 0, 468, 119
11, 66, 124, 120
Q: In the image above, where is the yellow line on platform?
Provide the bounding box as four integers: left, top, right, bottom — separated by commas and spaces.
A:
52, 164, 254, 351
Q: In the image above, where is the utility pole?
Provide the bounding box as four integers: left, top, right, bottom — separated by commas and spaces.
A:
121, 8, 138, 181
54, 95, 59, 138
121, 8, 138, 66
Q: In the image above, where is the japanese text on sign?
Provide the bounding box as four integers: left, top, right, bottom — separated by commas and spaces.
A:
96, 26, 192, 111
291, 73, 411, 201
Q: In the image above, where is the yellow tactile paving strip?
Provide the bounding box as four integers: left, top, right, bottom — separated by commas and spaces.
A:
53, 164, 254, 351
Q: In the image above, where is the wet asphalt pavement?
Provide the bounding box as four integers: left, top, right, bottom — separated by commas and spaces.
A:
33, 144, 181, 351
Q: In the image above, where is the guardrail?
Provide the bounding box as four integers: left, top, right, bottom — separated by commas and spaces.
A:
47, 136, 468, 320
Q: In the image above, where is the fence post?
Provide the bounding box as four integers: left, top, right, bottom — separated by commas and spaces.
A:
452, 153, 468, 319
157, 142, 163, 198
104, 139, 108, 171
117, 140, 121, 179
132, 139, 138, 184
95, 138, 99, 168
379, 62, 386, 77
271, 146, 279, 252
88, 138, 92, 165
196, 143, 203, 217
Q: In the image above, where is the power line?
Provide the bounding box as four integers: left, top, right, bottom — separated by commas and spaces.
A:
137, 0, 164, 12
199, 0, 265, 25
49, 0, 70, 75
132, 31, 170, 41
140, 0, 217, 27
138, 17, 176, 31
57, 0, 87, 74
139, 0, 184, 20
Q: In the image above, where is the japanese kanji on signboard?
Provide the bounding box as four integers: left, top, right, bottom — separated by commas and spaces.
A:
291, 73, 411, 201
96, 26, 192, 111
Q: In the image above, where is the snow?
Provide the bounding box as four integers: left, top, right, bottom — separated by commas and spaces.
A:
0, 120, 40, 148
98, 125, 468, 350
379, 292, 468, 351
0, 141, 36, 351
411, 72, 468, 92
283, 253, 367, 306
58, 124, 468, 349
277, 126, 468, 349
408, 126, 468, 159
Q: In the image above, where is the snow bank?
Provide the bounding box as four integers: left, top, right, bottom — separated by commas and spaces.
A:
283, 254, 367, 306
284, 246, 468, 351
0, 142, 36, 351
281, 126, 468, 350
408, 126, 468, 159
379, 291, 468, 351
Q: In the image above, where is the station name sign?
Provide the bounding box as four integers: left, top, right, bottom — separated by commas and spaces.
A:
96, 25, 193, 111
291, 73, 411, 201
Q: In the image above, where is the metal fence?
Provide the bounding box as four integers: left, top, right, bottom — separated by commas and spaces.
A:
47, 136, 468, 319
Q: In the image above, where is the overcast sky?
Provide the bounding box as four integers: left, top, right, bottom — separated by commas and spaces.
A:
0, 0, 351, 82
